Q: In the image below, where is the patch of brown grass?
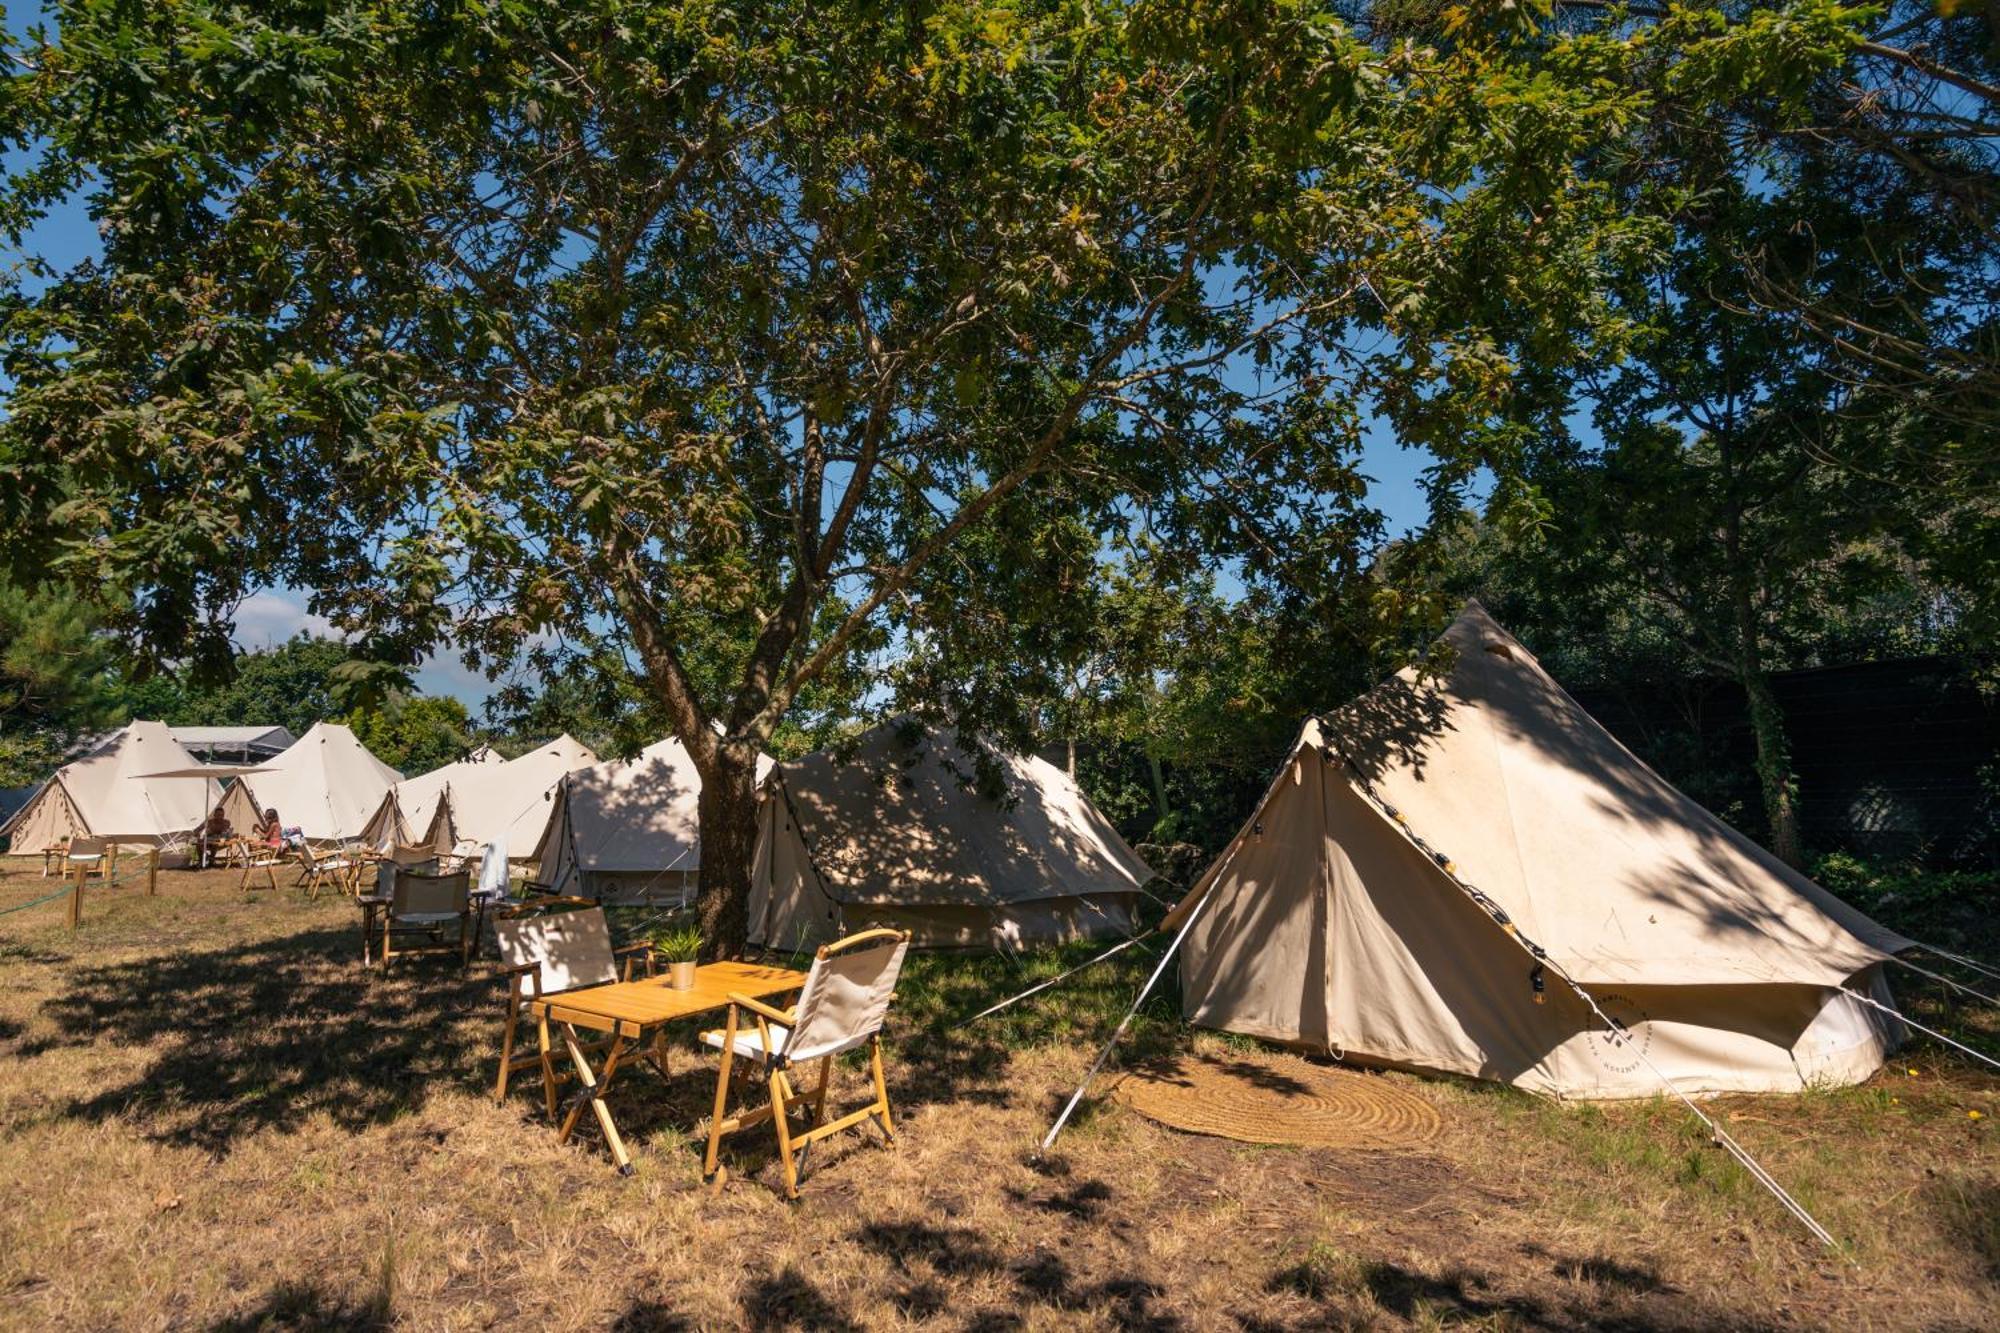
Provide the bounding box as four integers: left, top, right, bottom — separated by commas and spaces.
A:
0, 859, 1994, 1330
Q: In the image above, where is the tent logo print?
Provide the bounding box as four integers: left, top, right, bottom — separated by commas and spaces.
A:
1584, 993, 1652, 1076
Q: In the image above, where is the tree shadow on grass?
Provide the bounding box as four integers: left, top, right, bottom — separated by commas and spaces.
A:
849, 1210, 1175, 1331
740, 1264, 865, 1332
205, 1277, 389, 1331
32, 923, 493, 1154
1926, 1173, 2000, 1282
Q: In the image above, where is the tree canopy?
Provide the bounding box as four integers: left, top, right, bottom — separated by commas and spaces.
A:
4, 1, 1980, 941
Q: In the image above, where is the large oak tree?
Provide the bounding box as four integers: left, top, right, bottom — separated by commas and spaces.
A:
1, 0, 1673, 953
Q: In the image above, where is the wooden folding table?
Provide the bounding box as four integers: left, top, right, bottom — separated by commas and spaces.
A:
528, 961, 808, 1174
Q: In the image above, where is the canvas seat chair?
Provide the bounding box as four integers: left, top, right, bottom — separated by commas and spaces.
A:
296, 842, 364, 900
701, 928, 909, 1198
63, 836, 114, 882
492, 903, 657, 1112
239, 840, 292, 892
377, 867, 472, 971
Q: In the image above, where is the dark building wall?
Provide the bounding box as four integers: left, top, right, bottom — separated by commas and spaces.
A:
1571, 657, 1998, 868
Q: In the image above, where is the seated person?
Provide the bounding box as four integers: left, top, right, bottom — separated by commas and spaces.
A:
258, 809, 285, 850
200, 806, 233, 867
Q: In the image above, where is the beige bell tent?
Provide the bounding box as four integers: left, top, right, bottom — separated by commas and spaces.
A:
751, 719, 1153, 951
219, 721, 402, 843
1166, 602, 1908, 1099
359, 749, 514, 852
1, 721, 212, 856
420, 734, 599, 857
530, 736, 774, 904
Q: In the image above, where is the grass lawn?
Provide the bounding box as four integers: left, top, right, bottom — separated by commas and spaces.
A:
0, 860, 1994, 1330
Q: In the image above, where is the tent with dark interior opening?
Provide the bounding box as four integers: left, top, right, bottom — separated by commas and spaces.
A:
1164, 602, 1908, 1098
751, 718, 1153, 951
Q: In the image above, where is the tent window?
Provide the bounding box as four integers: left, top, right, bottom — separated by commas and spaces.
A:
1483, 642, 1514, 661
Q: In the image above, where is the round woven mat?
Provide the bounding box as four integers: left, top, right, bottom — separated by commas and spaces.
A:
1110, 1052, 1441, 1150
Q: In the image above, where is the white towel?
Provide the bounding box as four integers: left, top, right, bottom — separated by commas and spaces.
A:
477, 840, 510, 897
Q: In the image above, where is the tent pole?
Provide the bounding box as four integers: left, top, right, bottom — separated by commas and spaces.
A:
1038, 883, 1216, 1155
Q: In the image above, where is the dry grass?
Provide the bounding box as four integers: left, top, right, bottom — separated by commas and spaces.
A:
0, 860, 1994, 1331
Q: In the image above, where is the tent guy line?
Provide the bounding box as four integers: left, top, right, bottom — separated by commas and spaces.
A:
1913, 944, 2000, 987
1888, 956, 1999, 1007
1840, 987, 2000, 1075
969, 933, 1153, 1023
1038, 873, 1220, 1157
1335, 741, 1840, 1247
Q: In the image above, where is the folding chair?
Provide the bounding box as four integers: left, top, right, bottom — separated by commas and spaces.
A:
64, 836, 111, 882
492, 903, 656, 1112
239, 841, 291, 893
377, 868, 472, 972
702, 928, 910, 1198
296, 842, 364, 900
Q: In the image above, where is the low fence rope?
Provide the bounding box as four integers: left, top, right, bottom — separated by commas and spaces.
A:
0, 882, 80, 918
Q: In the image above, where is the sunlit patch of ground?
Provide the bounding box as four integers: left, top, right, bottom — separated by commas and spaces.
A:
0, 859, 1993, 1330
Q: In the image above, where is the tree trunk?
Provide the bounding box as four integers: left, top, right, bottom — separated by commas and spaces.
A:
1741, 667, 1804, 869
695, 745, 762, 961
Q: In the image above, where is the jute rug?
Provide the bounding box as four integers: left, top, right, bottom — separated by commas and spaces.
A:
1109, 1052, 1441, 1150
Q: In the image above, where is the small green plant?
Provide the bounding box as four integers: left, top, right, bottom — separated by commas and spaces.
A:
653, 925, 702, 963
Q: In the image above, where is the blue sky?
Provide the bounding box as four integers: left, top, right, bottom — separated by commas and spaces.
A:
1, 4, 1445, 714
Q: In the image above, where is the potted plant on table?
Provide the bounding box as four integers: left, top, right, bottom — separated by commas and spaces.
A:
654, 925, 702, 990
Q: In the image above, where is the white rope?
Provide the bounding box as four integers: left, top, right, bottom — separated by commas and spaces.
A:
1843, 986, 2000, 1074
1560, 979, 1836, 1246
971, 935, 1150, 1023
1890, 956, 1999, 1007
1038, 882, 1215, 1155
1910, 943, 2000, 986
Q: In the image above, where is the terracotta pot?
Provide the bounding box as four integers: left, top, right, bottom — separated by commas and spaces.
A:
668, 960, 697, 990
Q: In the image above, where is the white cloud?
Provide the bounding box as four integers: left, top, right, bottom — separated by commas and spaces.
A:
232, 587, 497, 709
231, 589, 339, 649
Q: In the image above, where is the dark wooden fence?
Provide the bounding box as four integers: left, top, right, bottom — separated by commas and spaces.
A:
1572, 657, 1998, 868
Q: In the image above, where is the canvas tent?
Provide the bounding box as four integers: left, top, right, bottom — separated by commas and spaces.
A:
1166, 602, 1908, 1099
1, 721, 212, 856
420, 734, 598, 857
219, 721, 402, 843
359, 751, 510, 852
751, 719, 1153, 951
531, 736, 774, 904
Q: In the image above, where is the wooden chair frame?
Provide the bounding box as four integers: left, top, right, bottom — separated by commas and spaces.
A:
295, 842, 364, 900
703, 927, 908, 1199
378, 869, 473, 972
62, 837, 116, 883
238, 839, 293, 892
493, 903, 657, 1112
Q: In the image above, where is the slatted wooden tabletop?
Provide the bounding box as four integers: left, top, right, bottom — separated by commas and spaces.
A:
530, 961, 808, 1038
